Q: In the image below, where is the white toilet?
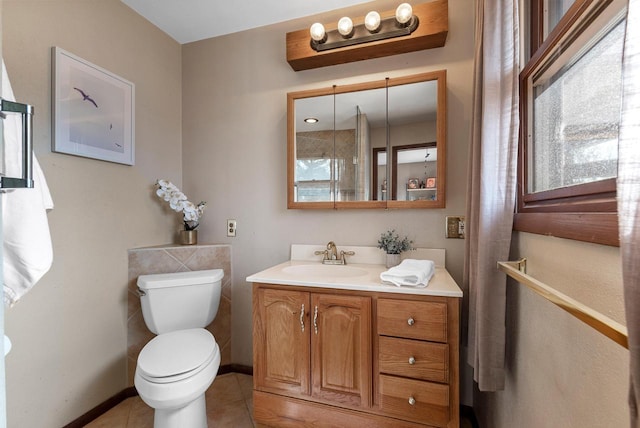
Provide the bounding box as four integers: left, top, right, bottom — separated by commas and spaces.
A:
134, 269, 224, 428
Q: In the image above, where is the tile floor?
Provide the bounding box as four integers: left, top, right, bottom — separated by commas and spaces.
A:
85, 373, 254, 427
85, 372, 474, 427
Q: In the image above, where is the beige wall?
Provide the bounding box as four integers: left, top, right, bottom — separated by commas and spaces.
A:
475, 233, 627, 427
181, 0, 474, 377
1, 1, 628, 427
2, 1, 182, 426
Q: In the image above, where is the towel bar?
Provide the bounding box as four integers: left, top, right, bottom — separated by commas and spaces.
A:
0, 98, 34, 189
498, 260, 628, 349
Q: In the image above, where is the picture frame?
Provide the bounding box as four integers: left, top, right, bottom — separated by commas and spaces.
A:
426, 177, 436, 188
52, 47, 135, 165
407, 178, 420, 189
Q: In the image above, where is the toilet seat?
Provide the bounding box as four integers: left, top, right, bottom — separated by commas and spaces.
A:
137, 328, 218, 384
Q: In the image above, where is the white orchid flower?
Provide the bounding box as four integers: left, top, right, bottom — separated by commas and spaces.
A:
169, 198, 184, 211
155, 179, 206, 229
156, 179, 170, 188
182, 202, 196, 220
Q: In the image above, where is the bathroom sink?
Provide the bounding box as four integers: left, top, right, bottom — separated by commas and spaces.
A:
282, 264, 368, 278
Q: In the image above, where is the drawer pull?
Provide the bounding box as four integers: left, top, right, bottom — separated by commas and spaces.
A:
408, 396, 416, 406
408, 356, 416, 365
300, 304, 305, 332
407, 317, 415, 326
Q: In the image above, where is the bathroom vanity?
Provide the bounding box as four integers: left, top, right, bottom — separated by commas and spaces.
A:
247, 246, 462, 428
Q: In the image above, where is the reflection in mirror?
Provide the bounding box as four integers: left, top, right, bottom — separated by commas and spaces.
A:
388, 80, 438, 202
333, 87, 386, 202
392, 143, 437, 201
288, 70, 446, 209
372, 148, 387, 201
293, 93, 335, 203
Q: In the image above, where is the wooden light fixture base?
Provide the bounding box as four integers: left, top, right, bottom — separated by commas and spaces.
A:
286, 0, 448, 71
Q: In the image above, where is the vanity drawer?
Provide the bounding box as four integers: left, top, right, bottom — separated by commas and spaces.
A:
378, 336, 449, 383
379, 374, 449, 427
377, 299, 447, 343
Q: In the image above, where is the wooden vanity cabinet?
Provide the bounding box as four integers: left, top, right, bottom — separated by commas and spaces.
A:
253, 288, 310, 397
253, 286, 371, 408
253, 283, 460, 428
377, 298, 456, 427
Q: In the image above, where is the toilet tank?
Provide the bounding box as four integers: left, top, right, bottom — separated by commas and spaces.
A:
137, 269, 224, 335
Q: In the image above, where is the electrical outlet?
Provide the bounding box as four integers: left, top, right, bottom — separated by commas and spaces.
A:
446, 216, 465, 239
227, 219, 237, 237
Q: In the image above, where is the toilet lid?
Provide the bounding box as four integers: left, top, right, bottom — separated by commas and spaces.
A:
137, 328, 217, 382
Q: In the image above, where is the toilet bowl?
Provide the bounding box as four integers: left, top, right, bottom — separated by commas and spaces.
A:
134, 269, 224, 428
135, 328, 220, 428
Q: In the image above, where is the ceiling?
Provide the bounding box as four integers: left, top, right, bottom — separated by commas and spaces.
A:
121, 0, 376, 44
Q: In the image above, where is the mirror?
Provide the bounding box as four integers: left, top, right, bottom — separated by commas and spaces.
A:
288, 70, 446, 209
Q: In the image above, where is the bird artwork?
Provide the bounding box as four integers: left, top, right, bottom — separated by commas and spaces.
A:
73, 87, 98, 108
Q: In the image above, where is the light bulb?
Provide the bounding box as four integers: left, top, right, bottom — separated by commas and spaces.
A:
337, 17, 353, 37
310, 23, 326, 42
395, 3, 413, 25
364, 11, 381, 32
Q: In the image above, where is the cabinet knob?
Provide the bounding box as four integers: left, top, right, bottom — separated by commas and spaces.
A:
407, 317, 415, 326
408, 356, 416, 365
408, 396, 416, 406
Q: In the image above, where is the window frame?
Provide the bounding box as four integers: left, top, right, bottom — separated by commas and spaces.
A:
515, 0, 623, 247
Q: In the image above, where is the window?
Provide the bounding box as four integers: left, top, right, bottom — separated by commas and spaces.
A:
516, 0, 627, 246
294, 158, 346, 202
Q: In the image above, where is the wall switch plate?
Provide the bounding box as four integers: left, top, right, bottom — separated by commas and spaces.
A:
227, 219, 237, 237
446, 216, 465, 239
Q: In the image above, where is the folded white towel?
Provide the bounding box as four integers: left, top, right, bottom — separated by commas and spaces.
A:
2, 59, 54, 306
380, 259, 435, 287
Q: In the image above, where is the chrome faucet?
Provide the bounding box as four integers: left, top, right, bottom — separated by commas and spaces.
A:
314, 241, 355, 265
327, 241, 338, 260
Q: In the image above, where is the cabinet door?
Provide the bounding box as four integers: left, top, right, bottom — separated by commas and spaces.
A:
253, 287, 310, 396
311, 293, 372, 408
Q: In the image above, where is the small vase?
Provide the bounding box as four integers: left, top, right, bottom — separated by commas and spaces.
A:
386, 253, 401, 268
179, 229, 198, 245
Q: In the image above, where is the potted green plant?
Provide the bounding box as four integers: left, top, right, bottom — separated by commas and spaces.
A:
377, 229, 413, 268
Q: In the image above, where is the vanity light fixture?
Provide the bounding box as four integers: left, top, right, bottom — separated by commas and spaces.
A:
310, 3, 419, 52
309, 22, 326, 42
337, 17, 354, 37
364, 11, 381, 32
287, 0, 448, 71
304, 117, 319, 124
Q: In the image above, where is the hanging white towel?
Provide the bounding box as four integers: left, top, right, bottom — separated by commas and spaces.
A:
380, 259, 435, 287
2, 59, 54, 306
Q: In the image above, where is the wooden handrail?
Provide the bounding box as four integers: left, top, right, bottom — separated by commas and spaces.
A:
498, 260, 628, 349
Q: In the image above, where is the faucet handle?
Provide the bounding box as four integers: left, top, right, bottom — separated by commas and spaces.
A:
340, 250, 355, 264
314, 250, 329, 260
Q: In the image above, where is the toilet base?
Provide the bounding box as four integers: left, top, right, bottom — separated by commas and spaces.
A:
153, 394, 207, 428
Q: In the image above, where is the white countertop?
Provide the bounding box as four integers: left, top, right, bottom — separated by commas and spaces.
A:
246, 259, 463, 298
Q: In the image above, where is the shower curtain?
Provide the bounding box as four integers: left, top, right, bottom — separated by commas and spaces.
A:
464, 0, 520, 391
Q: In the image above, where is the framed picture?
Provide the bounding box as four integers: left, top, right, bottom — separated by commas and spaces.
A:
52, 47, 135, 165
407, 178, 420, 189
426, 177, 436, 188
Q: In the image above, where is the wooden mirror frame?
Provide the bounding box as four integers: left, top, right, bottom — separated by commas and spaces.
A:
287, 70, 446, 209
